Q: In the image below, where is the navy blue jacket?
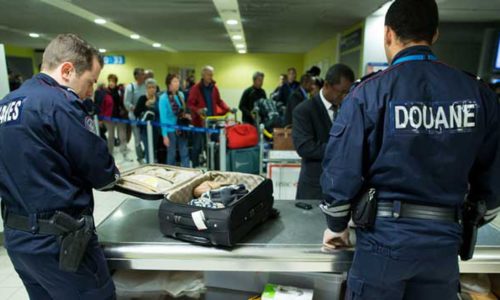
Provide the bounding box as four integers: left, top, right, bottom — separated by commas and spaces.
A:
0, 73, 119, 253
320, 46, 500, 258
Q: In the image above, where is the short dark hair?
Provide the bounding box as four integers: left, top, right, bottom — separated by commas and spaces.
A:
165, 73, 179, 87
300, 73, 314, 85
287, 67, 297, 73
324, 64, 355, 86
307, 66, 321, 77
41, 33, 103, 75
107, 74, 118, 83
133, 67, 145, 78
313, 77, 324, 89
385, 0, 439, 44
253, 71, 265, 81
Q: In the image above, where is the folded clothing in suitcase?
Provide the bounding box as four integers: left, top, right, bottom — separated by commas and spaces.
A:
160, 171, 274, 247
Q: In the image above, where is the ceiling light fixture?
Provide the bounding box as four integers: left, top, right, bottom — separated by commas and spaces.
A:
130, 34, 140, 40
226, 19, 238, 25
152, 43, 161, 48
232, 35, 242, 40
94, 18, 106, 25
238, 49, 247, 54
236, 44, 245, 49
98, 48, 107, 53
29, 33, 40, 38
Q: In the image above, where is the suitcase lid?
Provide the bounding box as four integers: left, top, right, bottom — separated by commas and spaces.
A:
114, 164, 204, 200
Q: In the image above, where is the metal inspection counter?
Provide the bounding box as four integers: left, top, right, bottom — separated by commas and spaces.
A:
97, 199, 500, 273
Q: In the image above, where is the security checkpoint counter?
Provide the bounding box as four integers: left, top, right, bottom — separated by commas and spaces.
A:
97, 199, 500, 274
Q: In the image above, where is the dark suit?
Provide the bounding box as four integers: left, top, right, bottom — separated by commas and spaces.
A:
292, 94, 333, 200
285, 87, 308, 126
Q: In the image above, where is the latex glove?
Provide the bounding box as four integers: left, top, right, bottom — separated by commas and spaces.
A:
163, 136, 170, 147
322, 228, 350, 249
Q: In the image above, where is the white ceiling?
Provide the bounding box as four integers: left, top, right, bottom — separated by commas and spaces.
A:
0, 0, 499, 53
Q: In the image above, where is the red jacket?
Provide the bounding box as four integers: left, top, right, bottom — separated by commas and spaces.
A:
187, 81, 230, 127
99, 90, 114, 118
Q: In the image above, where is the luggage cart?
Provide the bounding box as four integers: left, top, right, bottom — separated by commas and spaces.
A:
203, 109, 237, 171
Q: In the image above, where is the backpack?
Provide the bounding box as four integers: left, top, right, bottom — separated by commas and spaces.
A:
253, 98, 283, 132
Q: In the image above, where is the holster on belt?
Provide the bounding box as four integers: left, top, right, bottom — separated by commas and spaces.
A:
352, 188, 377, 230
53, 212, 95, 272
459, 200, 486, 261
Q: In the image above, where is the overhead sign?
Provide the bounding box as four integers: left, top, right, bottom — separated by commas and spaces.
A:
103, 55, 125, 65
340, 28, 363, 53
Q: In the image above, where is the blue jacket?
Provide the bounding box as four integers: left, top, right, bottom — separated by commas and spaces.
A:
0, 73, 119, 253
159, 91, 184, 136
320, 46, 500, 259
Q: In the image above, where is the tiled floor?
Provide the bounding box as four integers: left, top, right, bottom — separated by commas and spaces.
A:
0, 146, 140, 299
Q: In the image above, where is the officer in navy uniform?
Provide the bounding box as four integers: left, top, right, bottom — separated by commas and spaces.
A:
320, 1, 500, 299
0, 34, 119, 299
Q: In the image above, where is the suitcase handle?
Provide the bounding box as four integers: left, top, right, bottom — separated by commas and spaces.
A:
174, 233, 211, 245
173, 214, 198, 229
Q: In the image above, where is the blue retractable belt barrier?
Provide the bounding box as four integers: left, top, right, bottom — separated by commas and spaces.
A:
98, 116, 221, 134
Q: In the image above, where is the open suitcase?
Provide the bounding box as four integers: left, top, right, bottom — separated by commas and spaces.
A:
114, 164, 274, 247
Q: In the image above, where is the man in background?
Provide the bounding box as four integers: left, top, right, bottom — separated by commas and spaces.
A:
239, 71, 267, 124
124, 67, 146, 163
285, 73, 314, 126
187, 66, 230, 167
276, 67, 300, 108
293, 64, 354, 200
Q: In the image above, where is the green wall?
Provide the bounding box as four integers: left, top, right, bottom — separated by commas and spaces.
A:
303, 37, 339, 75
100, 51, 304, 109
4, 45, 37, 74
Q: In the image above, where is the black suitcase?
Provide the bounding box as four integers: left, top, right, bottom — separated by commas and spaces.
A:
115, 165, 274, 247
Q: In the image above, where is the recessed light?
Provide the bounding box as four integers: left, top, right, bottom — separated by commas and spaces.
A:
226, 19, 238, 26
152, 43, 161, 48
238, 50, 247, 54
99, 48, 107, 53
236, 44, 245, 49
29, 33, 40, 38
232, 35, 242, 40
94, 18, 107, 25
130, 34, 140, 40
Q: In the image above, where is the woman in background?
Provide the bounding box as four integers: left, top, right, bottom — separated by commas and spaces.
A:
159, 74, 191, 167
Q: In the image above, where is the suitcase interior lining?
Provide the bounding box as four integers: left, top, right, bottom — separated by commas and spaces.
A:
117, 165, 201, 196
166, 171, 265, 204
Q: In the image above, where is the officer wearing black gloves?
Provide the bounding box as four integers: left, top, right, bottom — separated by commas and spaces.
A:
320, 1, 500, 299
0, 34, 119, 299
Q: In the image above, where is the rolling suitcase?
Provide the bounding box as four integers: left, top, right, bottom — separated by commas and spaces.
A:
114, 165, 274, 247
227, 146, 260, 175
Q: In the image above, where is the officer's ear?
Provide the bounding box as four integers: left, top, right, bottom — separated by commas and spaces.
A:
384, 26, 393, 47
60, 62, 75, 82
432, 29, 440, 45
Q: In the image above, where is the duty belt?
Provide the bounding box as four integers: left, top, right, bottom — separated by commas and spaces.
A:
3, 208, 91, 235
377, 201, 458, 223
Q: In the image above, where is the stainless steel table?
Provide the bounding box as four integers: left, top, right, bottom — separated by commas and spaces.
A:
97, 199, 500, 273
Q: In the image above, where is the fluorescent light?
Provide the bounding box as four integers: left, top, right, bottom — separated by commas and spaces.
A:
130, 34, 140, 40
98, 48, 106, 53
94, 18, 106, 25
232, 35, 242, 40
152, 43, 161, 48
238, 50, 247, 54
226, 19, 238, 26
236, 44, 245, 49
29, 33, 40, 38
